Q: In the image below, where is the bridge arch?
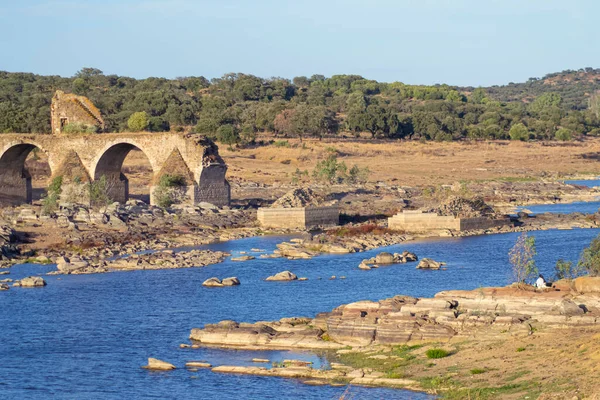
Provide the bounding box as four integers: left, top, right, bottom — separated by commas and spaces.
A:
92, 141, 155, 204
0, 141, 51, 205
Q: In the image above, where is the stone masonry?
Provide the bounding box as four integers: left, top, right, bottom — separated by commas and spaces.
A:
50, 90, 105, 134
0, 133, 230, 207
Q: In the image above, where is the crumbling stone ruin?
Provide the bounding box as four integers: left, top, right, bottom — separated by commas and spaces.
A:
50, 90, 104, 134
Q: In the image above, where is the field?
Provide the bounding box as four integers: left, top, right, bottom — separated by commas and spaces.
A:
220, 138, 600, 186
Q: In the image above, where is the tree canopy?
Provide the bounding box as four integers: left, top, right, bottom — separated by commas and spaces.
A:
1, 67, 600, 142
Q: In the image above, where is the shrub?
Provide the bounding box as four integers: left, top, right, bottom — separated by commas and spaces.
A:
127, 111, 149, 132
273, 140, 290, 147
555, 128, 572, 141
153, 174, 187, 208
554, 258, 582, 280
509, 232, 538, 286
578, 234, 600, 276
470, 368, 486, 375
62, 122, 98, 134
509, 123, 530, 141
42, 176, 63, 214
347, 164, 370, 184
425, 348, 450, 359
312, 153, 347, 184
89, 175, 113, 207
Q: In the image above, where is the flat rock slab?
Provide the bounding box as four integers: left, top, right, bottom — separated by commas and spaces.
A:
143, 358, 176, 370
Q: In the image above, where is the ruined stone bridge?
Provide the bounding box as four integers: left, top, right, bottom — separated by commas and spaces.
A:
0, 132, 230, 206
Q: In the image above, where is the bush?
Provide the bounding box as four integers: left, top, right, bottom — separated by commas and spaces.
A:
555, 128, 572, 141
312, 153, 347, 184
347, 164, 370, 184
554, 258, 581, 280
470, 368, 486, 375
153, 174, 187, 208
62, 122, 98, 134
89, 175, 113, 207
578, 234, 600, 276
42, 176, 63, 214
509, 123, 530, 141
425, 348, 450, 359
509, 232, 538, 286
127, 111, 149, 132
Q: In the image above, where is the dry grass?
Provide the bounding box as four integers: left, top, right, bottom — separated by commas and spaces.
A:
222, 138, 600, 186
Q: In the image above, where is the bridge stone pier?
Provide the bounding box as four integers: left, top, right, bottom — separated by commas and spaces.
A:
0, 133, 230, 207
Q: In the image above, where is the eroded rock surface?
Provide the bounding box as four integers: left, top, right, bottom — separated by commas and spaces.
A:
189, 283, 600, 350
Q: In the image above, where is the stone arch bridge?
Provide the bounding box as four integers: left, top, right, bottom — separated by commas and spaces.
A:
0, 133, 230, 207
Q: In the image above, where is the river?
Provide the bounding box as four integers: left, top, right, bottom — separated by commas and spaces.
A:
2, 209, 600, 398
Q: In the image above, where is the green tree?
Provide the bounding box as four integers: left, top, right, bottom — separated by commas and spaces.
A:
127, 111, 149, 132
509, 123, 530, 141
578, 234, 600, 276
216, 124, 240, 150
509, 233, 538, 286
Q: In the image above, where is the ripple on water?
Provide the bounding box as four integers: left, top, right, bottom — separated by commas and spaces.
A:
2, 229, 600, 399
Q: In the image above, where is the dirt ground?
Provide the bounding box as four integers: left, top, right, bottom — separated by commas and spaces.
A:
221, 138, 600, 186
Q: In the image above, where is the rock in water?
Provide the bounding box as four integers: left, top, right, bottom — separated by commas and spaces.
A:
13, 276, 47, 287
375, 252, 395, 264
203, 277, 240, 287
221, 277, 241, 286
266, 271, 298, 281
143, 358, 176, 370
230, 255, 255, 262
416, 258, 445, 270
0, 283, 9, 291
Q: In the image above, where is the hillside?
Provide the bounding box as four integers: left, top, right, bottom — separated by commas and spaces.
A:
1, 68, 599, 142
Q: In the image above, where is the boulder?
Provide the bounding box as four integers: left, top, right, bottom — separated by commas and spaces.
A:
416, 258, 445, 270
14, 276, 46, 287
266, 271, 298, 281
0, 283, 9, 290
203, 277, 224, 287
572, 276, 600, 293
143, 358, 176, 370
375, 252, 395, 264
222, 277, 241, 286
203, 277, 240, 287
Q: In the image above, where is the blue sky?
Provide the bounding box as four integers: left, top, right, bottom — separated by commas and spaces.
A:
0, 0, 598, 86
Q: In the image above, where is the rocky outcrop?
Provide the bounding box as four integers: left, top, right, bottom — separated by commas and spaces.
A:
572, 276, 600, 293
142, 358, 176, 371
432, 196, 496, 218
49, 249, 227, 275
13, 276, 46, 287
416, 258, 445, 270
360, 251, 418, 269
266, 271, 298, 281
0, 220, 17, 261
189, 284, 600, 351
202, 277, 240, 287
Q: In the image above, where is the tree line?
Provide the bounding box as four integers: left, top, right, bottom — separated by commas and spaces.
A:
1, 67, 600, 144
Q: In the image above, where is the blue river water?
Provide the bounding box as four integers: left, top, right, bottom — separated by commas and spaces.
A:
515, 179, 600, 215
2, 226, 600, 399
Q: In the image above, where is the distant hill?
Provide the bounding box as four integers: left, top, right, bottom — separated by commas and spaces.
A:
475, 68, 600, 110
1, 68, 599, 142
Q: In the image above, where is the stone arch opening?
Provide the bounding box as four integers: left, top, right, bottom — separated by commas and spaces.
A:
0, 143, 51, 205
93, 143, 154, 204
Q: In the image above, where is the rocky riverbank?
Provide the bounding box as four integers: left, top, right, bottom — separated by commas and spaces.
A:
185, 278, 600, 398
